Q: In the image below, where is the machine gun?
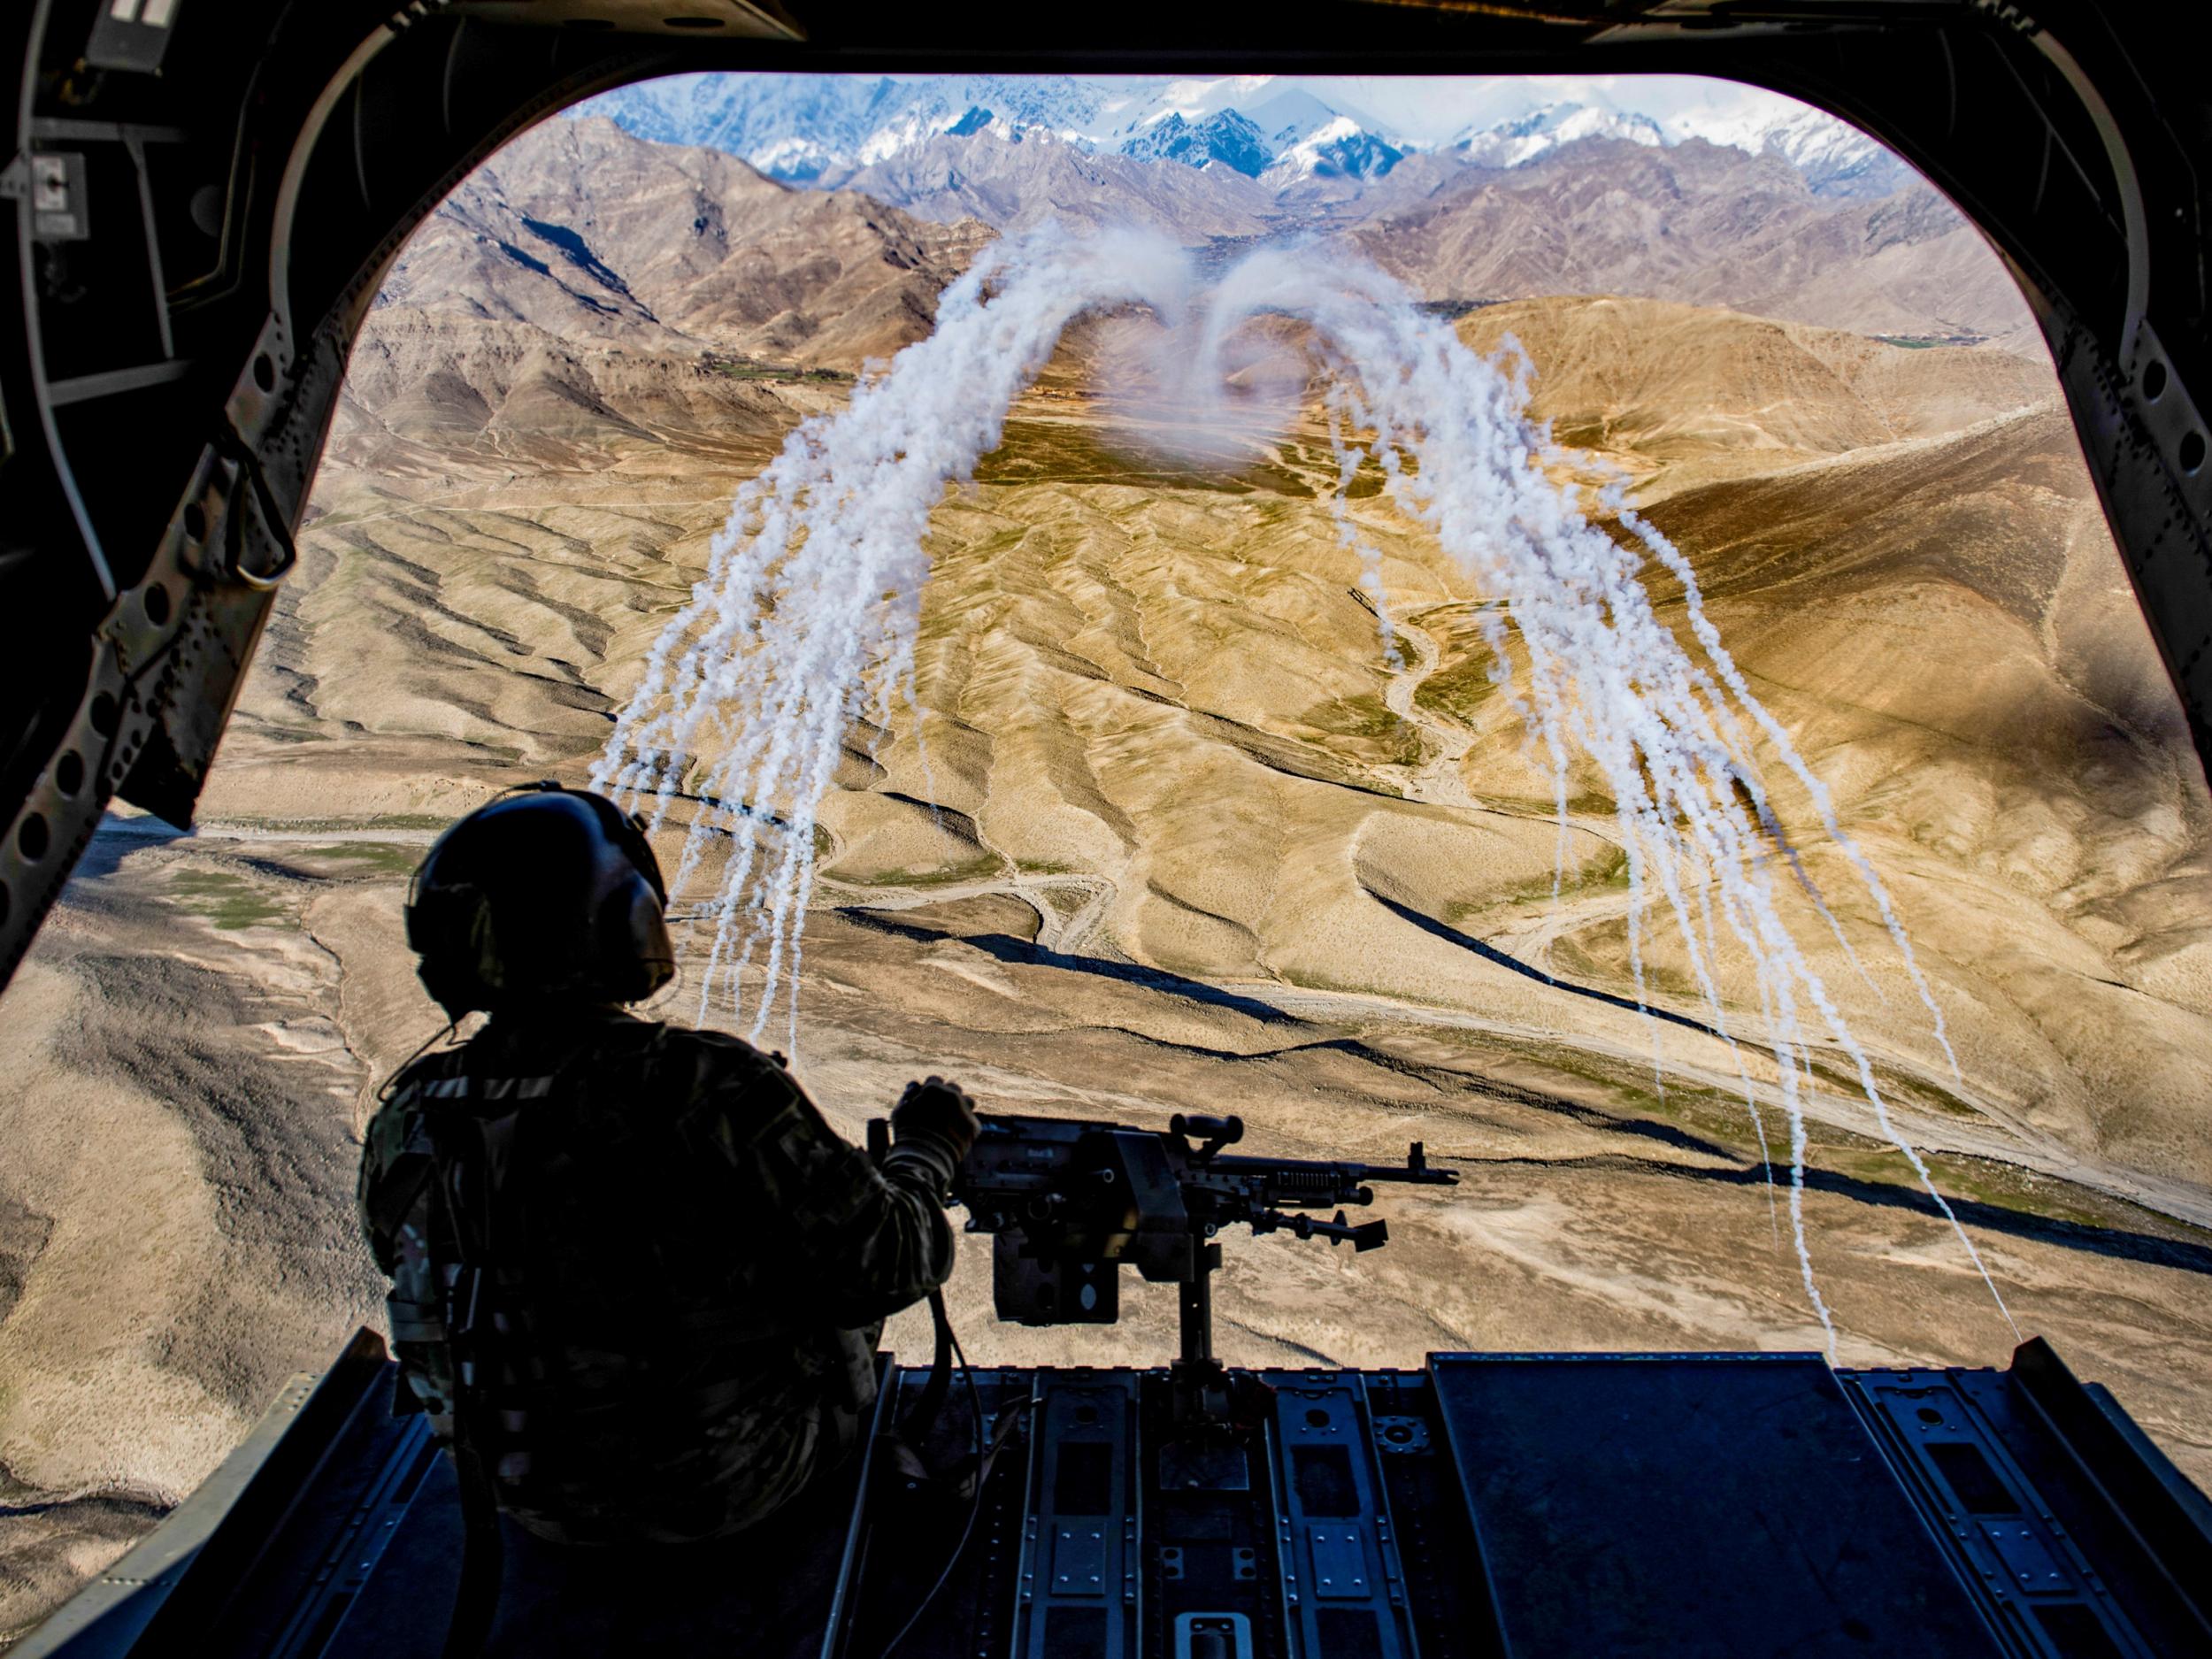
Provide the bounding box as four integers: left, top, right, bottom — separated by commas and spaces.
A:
872, 1110, 1456, 1415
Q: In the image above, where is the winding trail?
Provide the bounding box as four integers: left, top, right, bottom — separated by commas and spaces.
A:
168, 633, 2212, 1238
816, 867, 1118, 959
797, 598, 2212, 1237
1370, 602, 1643, 982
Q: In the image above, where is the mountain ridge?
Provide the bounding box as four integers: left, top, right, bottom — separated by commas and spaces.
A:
580, 72, 1909, 203
1352, 137, 2034, 349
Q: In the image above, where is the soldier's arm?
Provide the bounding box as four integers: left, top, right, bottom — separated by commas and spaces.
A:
356, 1095, 419, 1274
696, 1051, 956, 1327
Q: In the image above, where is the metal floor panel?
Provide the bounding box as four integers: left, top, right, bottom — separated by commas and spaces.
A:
1428, 1352, 2003, 1658
20, 1338, 2210, 1659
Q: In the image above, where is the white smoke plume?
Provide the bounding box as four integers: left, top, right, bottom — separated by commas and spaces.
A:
596, 227, 2013, 1353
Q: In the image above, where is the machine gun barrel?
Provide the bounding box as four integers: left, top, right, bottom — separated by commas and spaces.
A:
1199, 1144, 1455, 1190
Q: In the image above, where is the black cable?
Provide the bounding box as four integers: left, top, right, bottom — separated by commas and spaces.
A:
874, 1304, 1021, 1659
899, 1290, 955, 1443
374, 1018, 459, 1103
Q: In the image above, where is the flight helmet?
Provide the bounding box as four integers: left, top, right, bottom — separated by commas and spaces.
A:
405, 783, 674, 1018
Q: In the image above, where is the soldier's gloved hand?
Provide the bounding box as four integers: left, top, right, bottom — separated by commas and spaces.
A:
891, 1076, 979, 1166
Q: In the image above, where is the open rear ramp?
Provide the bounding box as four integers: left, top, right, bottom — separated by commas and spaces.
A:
17, 1337, 2209, 1658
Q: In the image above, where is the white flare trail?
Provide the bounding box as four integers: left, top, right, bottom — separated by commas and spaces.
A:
595, 227, 1194, 1052
596, 227, 2013, 1353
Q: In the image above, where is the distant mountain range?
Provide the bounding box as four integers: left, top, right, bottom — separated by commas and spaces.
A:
579, 73, 1910, 199
1350, 140, 2033, 349
326, 116, 2039, 512
566, 73, 2017, 339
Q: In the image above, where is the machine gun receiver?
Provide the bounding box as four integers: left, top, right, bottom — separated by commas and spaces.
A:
872, 1108, 1456, 1406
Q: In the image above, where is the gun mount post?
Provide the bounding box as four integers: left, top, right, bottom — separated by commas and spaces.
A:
1172, 1240, 1231, 1424
1179, 1252, 1213, 1367
936, 1110, 1459, 1425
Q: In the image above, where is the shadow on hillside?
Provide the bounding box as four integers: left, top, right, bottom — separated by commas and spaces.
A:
836, 906, 1302, 1025
1365, 888, 1727, 1041
1457, 1150, 2212, 1278
834, 902, 2206, 1275
67, 813, 192, 883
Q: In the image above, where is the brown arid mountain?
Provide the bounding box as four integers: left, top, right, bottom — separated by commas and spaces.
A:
822, 125, 2034, 349
830, 129, 1282, 242
333, 117, 987, 478
1457, 295, 2057, 495
4, 124, 2210, 1645
1350, 138, 2038, 350
374, 115, 988, 365
1446, 301, 2210, 1185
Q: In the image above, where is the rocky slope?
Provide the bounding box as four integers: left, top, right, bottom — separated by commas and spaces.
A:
332, 118, 988, 476
1352, 140, 2034, 349
377, 116, 987, 364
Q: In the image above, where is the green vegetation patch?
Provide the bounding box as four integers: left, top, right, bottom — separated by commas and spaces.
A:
702, 355, 851, 384
1415, 298, 1504, 322
1547, 416, 1611, 449
1413, 649, 1506, 726
1541, 920, 1701, 1002
1339, 448, 1397, 499
296, 841, 421, 878
827, 852, 1007, 890
1874, 333, 1985, 350
1409, 603, 1517, 726
1448, 847, 1631, 923
209, 812, 451, 833
171, 870, 289, 931
1803, 1056, 1982, 1122
1834, 1144, 2205, 1239
1037, 887, 1089, 922
1301, 692, 1426, 769
974, 421, 1314, 498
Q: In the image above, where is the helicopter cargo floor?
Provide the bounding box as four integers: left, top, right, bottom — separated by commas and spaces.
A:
18, 1331, 2211, 1659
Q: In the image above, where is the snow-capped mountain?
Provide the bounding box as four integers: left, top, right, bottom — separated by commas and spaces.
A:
580, 74, 1413, 190
584, 74, 1123, 182
1735, 105, 1911, 198
1121, 108, 1273, 177
1451, 103, 1667, 168
577, 73, 1908, 202
1272, 117, 1406, 181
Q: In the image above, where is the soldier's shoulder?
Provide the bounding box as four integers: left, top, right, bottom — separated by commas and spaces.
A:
365, 1048, 457, 1123
641, 1024, 816, 1146
360, 1066, 434, 1171
621, 1018, 790, 1100
647, 1018, 783, 1071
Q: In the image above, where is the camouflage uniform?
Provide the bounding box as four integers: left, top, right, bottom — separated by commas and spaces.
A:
357, 1005, 956, 1546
